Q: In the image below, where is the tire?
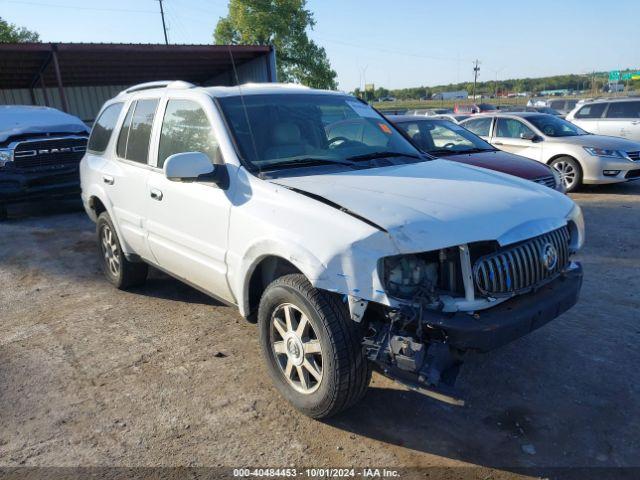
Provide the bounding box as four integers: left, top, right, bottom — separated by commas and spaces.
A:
550, 156, 582, 193
96, 212, 148, 289
258, 274, 371, 419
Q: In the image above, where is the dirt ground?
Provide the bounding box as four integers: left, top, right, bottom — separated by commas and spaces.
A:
1, 183, 639, 479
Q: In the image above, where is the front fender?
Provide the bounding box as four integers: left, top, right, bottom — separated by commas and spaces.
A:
231, 237, 327, 317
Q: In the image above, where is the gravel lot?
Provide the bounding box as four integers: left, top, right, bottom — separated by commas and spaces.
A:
1, 183, 639, 479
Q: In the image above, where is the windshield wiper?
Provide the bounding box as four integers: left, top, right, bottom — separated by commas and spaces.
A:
260, 157, 356, 171
346, 151, 422, 162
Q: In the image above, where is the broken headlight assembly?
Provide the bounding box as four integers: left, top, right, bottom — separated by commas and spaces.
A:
380, 247, 466, 302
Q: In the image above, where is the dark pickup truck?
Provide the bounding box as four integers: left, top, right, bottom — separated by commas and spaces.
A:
0, 105, 89, 219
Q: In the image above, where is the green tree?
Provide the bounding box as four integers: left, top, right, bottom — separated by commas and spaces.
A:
0, 17, 39, 42
214, 0, 337, 89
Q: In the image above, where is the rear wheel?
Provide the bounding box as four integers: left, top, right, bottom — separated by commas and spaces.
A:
258, 274, 371, 419
96, 212, 148, 289
550, 156, 582, 192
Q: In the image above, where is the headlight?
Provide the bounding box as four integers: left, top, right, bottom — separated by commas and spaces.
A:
566, 203, 585, 253
0, 148, 13, 167
551, 168, 565, 193
583, 147, 626, 159
381, 254, 438, 299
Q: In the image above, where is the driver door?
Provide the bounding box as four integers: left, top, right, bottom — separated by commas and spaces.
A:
492, 118, 543, 162
145, 97, 233, 302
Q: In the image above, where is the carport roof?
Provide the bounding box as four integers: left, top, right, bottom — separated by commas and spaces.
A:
0, 42, 274, 89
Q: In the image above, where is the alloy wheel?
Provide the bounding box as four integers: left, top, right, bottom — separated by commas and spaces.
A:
271, 303, 323, 394
100, 225, 120, 277
552, 160, 577, 190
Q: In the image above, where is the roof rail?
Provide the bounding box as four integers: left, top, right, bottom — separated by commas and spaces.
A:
118, 80, 195, 96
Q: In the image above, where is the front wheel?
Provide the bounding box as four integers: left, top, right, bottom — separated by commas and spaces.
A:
550, 156, 582, 192
96, 212, 148, 289
258, 274, 371, 419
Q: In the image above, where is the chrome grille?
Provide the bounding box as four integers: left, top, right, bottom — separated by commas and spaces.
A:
626, 151, 640, 161
473, 226, 570, 296
13, 138, 87, 169
533, 175, 556, 189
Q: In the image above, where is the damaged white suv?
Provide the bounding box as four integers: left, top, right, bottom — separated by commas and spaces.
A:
81, 82, 584, 418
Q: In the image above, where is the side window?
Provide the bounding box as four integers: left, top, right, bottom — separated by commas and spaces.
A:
158, 99, 219, 168
550, 100, 565, 110
463, 118, 492, 137
87, 103, 123, 153
116, 98, 159, 164
606, 101, 640, 119
495, 118, 535, 139
575, 103, 606, 119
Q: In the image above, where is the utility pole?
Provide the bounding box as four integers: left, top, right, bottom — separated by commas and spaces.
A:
158, 0, 169, 45
472, 59, 480, 101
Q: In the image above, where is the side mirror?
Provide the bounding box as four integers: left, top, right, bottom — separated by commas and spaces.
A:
520, 132, 542, 142
164, 152, 214, 182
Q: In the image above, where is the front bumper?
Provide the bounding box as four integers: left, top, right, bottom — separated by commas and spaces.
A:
0, 166, 80, 204
581, 156, 640, 184
422, 262, 583, 352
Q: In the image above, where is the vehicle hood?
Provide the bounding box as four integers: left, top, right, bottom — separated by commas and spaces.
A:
549, 133, 640, 150
441, 150, 552, 180
271, 160, 574, 253
0, 105, 89, 144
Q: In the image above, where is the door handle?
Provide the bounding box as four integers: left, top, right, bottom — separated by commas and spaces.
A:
150, 188, 163, 201
102, 175, 114, 185
494, 141, 504, 145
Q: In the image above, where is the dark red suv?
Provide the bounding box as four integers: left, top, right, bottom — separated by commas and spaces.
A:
388, 115, 564, 192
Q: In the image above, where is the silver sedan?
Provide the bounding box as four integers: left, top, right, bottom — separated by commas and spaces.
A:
460, 112, 640, 191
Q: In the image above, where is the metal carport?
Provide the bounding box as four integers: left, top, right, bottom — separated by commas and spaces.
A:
0, 43, 277, 121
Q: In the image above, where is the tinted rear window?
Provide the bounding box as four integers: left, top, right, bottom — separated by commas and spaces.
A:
116, 99, 159, 164
605, 101, 640, 119
87, 103, 123, 153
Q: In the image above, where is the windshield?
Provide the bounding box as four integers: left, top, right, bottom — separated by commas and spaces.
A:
217, 93, 421, 172
395, 119, 495, 155
527, 114, 588, 137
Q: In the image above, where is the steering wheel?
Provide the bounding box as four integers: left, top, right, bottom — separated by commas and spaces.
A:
328, 136, 351, 149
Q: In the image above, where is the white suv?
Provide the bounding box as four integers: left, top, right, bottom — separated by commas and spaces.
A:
81, 81, 585, 418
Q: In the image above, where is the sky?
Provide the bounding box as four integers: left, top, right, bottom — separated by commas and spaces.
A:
1, 0, 639, 92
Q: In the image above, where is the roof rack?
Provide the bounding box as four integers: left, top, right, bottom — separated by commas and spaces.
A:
118, 80, 195, 96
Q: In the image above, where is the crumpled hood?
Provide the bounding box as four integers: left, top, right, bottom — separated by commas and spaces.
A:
0, 105, 89, 144
271, 159, 575, 253
550, 133, 640, 150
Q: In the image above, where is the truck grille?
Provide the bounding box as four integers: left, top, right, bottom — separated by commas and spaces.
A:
473, 226, 570, 296
626, 151, 640, 161
533, 175, 556, 189
13, 138, 87, 169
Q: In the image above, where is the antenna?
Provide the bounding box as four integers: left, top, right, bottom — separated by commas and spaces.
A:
227, 45, 261, 171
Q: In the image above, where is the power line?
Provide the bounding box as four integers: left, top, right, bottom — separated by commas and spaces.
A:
0, 0, 158, 14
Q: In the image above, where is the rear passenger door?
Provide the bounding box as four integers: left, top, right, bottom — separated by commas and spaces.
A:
101, 97, 159, 260
145, 97, 233, 302
600, 101, 640, 141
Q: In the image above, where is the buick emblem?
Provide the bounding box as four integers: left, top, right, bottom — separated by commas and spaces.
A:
541, 242, 558, 271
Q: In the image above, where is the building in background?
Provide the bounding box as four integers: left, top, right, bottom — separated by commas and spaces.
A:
432, 90, 468, 100
0, 43, 277, 123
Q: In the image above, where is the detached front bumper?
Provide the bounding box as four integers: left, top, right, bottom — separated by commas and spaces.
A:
423, 262, 583, 352
0, 166, 80, 205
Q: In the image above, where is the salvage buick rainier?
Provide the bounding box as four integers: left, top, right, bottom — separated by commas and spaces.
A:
81, 81, 584, 418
